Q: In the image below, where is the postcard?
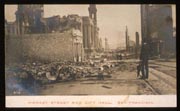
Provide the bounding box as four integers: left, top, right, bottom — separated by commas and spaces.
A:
5, 4, 176, 107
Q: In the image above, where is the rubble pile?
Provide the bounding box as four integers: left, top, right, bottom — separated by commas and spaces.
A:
5, 61, 117, 95
116, 62, 137, 72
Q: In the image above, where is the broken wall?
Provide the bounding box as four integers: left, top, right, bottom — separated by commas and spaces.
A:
5, 32, 75, 63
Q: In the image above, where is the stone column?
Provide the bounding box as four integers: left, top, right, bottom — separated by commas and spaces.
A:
96, 37, 99, 50
94, 27, 97, 49
83, 25, 88, 49
87, 25, 91, 49
83, 25, 85, 48
91, 25, 94, 48
94, 27, 96, 49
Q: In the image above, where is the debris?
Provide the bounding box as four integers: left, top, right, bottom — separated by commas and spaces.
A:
46, 72, 57, 81
102, 85, 112, 89
6, 60, 118, 94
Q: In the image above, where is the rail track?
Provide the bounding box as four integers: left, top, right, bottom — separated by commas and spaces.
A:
149, 68, 176, 89
150, 63, 176, 78
131, 62, 176, 94
150, 62, 176, 68
143, 79, 161, 95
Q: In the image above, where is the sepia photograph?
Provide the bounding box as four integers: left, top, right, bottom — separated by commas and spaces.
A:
5, 4, 176, 107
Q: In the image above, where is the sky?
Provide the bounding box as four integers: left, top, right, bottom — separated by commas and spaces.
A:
5, 5, 176, 49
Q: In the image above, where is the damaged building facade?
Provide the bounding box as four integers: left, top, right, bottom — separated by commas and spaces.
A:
5, 4, 103, 63
141, 5, 176, 58
5, 5, 103, 62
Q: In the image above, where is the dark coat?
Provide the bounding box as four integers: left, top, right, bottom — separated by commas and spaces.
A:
140, 43, 150, 60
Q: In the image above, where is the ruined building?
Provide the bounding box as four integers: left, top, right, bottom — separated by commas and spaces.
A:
7, 5, 83, 34
44, 14, 83, 33
15, 5, 47, 34
5, 4, 103, 62
14, 4, 103, 55
5, 5, 84, 63
141, 5, 175, 58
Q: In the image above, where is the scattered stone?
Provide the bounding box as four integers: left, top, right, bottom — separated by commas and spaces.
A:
102, 85, 112, 89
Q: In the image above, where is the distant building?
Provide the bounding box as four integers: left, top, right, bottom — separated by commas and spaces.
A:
128, 40, 136, 53
98, 38, 103, 52
104, 38, 110, 52
124, 26, 136, 55
125, 26, 130, 52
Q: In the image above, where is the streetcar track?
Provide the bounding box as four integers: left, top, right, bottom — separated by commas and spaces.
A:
149, 63, 176, 79
149, 69, 176, 89
133, 62, 176, 84
150, 62, 176, 69
150, 67, 176, 78
143, 79, 161, 95
131, 62, 176, 94
134, 61, 176, 78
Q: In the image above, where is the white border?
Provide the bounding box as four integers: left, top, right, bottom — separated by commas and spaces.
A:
6, 95, 177, 107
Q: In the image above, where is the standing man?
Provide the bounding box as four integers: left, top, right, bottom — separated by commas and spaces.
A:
139, 38, 150, 79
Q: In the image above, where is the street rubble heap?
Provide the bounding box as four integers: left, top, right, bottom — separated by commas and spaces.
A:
5, 60, 137, 95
